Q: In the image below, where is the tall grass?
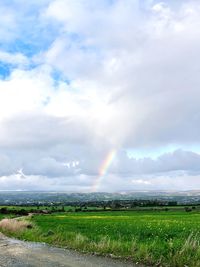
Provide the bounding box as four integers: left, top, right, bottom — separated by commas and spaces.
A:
0, 218, 32, 233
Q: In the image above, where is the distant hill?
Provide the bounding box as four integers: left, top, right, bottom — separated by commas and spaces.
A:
0, 190, 200, 205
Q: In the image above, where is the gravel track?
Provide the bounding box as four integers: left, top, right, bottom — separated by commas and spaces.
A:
0, 233, 141, 267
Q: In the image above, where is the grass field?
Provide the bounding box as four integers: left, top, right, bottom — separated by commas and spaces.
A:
0, 210, 200, 266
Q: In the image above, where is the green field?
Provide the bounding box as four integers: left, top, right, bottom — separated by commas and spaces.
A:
0, 214, 14, 220
0, 214, 7, 220
1, 210, 199, 266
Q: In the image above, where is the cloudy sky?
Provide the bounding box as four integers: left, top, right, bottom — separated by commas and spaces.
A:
0, 0, 200, 192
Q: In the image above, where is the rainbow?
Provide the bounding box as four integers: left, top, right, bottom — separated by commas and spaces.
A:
91, 148, 117, 192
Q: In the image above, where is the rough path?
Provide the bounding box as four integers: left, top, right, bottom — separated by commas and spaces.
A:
0, 233, 139, 267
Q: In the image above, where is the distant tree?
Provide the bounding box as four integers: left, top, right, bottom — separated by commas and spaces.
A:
61, 206, 65, 212
185, 207, 192, 212
0, 207, 8, 214
17, 209, 28, 216
168, 201, 177, 206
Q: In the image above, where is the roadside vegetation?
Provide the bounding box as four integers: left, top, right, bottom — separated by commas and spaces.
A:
0, 214, 15, 220
0, 218, 32, 233
0, 210, 200, 267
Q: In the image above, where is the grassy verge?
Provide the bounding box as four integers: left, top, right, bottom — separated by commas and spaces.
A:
1, 211, 200, 266
0, 214, 16, 220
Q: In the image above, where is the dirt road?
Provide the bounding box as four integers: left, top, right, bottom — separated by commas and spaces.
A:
0, 233, 140, 267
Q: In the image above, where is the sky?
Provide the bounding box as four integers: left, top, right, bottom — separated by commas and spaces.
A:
0, 0, 200, 192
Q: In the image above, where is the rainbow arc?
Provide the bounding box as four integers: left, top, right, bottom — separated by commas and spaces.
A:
92, 149, 117, 192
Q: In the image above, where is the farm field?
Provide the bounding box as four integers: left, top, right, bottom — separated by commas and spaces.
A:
1, 205, 199, 213
1, 210, 200, 266
0, 205, 103, 212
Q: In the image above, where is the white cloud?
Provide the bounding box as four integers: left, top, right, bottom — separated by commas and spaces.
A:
0, 1, 200, 191
132, 179, 151, 185
0, 51, 28, 66
40, 0, 200, 149
0, 67, 52, 121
